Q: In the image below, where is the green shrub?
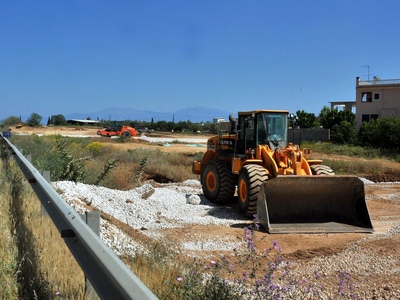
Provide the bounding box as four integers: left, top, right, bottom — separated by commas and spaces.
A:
331, 121, 357, 144
358, 117, 400, 151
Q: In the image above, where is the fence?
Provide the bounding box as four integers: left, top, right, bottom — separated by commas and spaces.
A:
288, 128, 330, 144
0, 133, 158, 300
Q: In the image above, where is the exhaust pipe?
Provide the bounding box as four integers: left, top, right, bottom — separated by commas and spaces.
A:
229, 114, 237, 134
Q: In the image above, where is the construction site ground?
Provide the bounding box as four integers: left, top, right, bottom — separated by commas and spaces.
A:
13, 125, 400, 297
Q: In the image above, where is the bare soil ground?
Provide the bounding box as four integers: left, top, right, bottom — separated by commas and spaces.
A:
13, 125, 208, 153
15, 125, 400, 296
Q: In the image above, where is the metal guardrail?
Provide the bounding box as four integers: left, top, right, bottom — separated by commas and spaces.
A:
0, 133, 158, 300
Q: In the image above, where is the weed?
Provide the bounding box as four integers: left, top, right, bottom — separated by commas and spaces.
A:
169, 217, 359, 299
94, 158, 118, 185
54, 138, 89, 182
135, 153, 150, 185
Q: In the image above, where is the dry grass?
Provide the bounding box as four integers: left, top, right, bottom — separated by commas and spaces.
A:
9, 135, 203, 190
123, 243, 185, 300
1, 158, 86, 299
322, 157, 400, 182
0, 160, 19, 299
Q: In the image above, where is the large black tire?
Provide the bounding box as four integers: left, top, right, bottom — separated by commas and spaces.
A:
121, 131, 132, 139
237, 165, 268, 217
310, 164, 335, 175
201, 160, 236, 203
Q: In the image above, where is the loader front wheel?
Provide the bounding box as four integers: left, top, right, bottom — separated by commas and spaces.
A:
311, 164, 335, 175
237, 165, 268, 217
201, 160, 236, 203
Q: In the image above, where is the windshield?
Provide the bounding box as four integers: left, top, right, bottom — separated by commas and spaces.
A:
256, 112, 287, 149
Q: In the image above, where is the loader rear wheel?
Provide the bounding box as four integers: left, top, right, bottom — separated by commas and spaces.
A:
311, 164, 335, 175
237, 165, 268, 217
121, 131, 132, 139
201, 160, 236, 203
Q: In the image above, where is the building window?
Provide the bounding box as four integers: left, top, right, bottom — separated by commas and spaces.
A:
373, 93, 380, 101
361, 92, 372, 102
361, 114, 379, 123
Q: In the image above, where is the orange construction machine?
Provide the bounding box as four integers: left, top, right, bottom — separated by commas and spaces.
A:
193, 110, 373, 234
97, 121, 137, 139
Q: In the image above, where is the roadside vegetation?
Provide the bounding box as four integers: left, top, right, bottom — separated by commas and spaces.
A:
0, 147, 85, 299
0, 159, 19, 299
9, 134, 203, 190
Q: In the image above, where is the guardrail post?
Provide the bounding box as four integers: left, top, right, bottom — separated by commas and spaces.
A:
81, 211, 101, 299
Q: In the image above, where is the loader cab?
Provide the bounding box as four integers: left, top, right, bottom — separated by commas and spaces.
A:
238, 110, 288, 152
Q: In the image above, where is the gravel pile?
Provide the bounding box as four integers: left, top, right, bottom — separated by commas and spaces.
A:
53, 179, 246, 255
54, 179, 243, 230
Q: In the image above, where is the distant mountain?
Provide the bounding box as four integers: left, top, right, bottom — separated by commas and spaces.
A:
65, 106, 232, 123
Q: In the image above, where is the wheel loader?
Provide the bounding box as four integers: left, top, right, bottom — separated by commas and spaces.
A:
192, 110, 373, 233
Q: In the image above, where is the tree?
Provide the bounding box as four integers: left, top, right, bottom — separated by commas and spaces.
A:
358, 117, 400, 150
26, 113, 42, 126
319, 107, 356, 144
319, 107, 355, 130
51, 114, 67, 126
331, 121, 357, 144
1, 116, 22, 127
295, 110, 318, 128
319, 107, 337, 129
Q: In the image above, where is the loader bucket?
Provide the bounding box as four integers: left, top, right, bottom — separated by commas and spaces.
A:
257, 175, 373, 234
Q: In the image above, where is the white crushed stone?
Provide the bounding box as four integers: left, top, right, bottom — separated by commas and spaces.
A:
360, 177, 375, 184
53, 180, 243, 231
52, 179, 245, 254
182, 240, 239, 252
100, 220, 143, 256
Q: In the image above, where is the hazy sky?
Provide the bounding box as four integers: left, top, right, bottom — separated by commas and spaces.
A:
1, 1, 399, 121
